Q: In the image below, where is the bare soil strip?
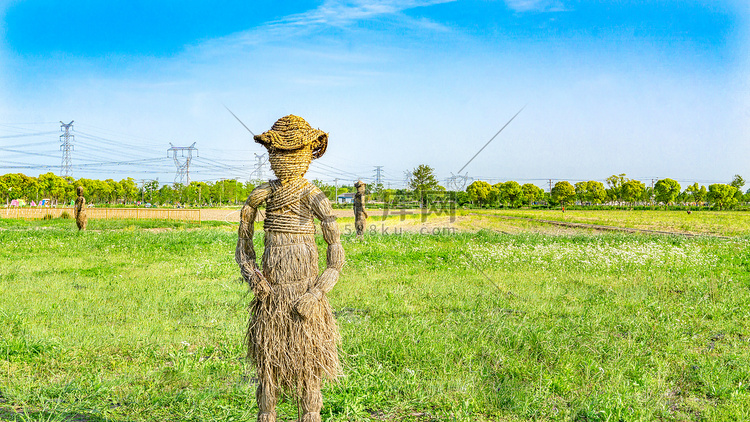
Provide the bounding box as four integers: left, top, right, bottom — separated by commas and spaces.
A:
479, 213, 732, 239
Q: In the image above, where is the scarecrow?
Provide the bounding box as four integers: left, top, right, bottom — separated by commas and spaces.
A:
74, 186, 87, 230
353, 180, 368, 237
235, 115, 344, 422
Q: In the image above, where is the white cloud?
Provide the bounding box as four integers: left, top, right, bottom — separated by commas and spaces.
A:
194, 0, 455, 50
272, 0, 456, 27
504, 0, 566, 13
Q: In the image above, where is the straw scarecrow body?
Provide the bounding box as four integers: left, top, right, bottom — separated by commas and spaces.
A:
235, 115, 344, 422
74, 186, 87, 230
353, 181, 368, 237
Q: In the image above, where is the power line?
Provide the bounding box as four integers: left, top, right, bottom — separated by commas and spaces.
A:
75, 123, 169, 149
75, 132, 164, 158
0, 131, 57, 139
0, 140, 57, 149
73, 158, 168, 168
0, 147, 60, 159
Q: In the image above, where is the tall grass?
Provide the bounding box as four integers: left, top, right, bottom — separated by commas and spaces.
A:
0, 220, 748, 421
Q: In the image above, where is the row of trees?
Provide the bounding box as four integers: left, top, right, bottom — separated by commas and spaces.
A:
466, 180, 544, 207
467, 174, 747, 210
0, 172, 250, 206
1, 169, 747, 210
0, 172, 361, 207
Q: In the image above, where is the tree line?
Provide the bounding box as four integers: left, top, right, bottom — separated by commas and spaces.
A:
466, 174, 748, 210
0, 172, 361, 207
1, 169, 747, 210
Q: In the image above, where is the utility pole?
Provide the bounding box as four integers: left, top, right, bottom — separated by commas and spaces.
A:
219, 178, 227, 205
548, 179, 553, 193
334, 178, 339, 203
140, 179, 147, 204
651, 178, 656, 209
167, 143, 198, 185
59, 121, 74, 178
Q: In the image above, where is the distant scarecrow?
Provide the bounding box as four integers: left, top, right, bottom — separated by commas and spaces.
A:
353, 180, 368, 237
235, 115, 344, 422
74, 186, 87, 230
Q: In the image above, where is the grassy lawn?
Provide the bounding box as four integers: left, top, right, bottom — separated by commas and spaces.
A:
1, 215, 749, 421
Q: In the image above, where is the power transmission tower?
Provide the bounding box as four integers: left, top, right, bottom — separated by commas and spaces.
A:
167, 143, 198, 185
252, 153, 267, 181
448, 173, 471, 191
59, 121, 74, 177
373, 166, 383, 186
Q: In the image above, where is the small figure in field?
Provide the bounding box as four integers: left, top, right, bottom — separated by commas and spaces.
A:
236, 115, 344, 422
74, 186, 87, 230
353, 180, 368, 237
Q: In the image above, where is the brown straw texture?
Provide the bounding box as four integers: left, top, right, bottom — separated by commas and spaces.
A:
254, 115, 328, 159
74, 186, 87, 231
268, 147, 313, 181
236, 115, 344, 422
354, 181, 367, 236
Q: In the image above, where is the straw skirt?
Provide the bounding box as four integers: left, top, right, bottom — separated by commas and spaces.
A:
247, 231, 340, 391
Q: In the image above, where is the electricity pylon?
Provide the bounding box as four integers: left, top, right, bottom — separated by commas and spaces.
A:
167, 142, 198, 185
59, 121, 74, 177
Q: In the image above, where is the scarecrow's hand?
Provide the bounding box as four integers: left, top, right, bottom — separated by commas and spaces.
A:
314, 268, 339, 295
252, 268, 271, 298
293, 292, 319, 319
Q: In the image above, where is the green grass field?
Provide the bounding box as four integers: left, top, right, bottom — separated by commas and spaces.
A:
1, 212, 749, 421
482, 209, 750, 237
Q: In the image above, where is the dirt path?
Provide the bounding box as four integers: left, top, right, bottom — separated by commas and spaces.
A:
200, 208, 354, 222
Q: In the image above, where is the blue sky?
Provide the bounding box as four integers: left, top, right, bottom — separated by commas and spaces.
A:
0, 0, 747, 188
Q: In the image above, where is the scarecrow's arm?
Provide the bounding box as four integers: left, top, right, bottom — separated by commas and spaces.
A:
235, 184, 271, 295
296, 188, 345, 317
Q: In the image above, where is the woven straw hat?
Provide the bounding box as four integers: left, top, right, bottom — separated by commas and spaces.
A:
254, 115, 328, 159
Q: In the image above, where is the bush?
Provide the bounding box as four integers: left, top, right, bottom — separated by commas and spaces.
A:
59, 211, 71, 219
